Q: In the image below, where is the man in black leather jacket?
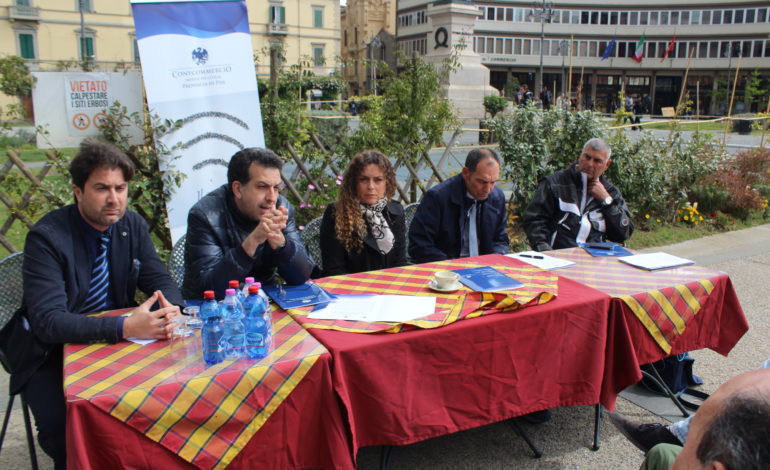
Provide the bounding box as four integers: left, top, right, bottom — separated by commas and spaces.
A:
182, 148, 314, 299
523, 138, 633, 251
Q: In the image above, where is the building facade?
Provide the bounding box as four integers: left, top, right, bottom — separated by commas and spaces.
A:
0, 0, 340, 109
341, 0, 397, 96
396, 0, 770, 114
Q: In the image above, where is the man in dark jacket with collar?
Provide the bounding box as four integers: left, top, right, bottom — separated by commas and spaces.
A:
408, 148, 509, 263
523, 138, 633, 251
183, 148, 314, 299
0, 139, 183, 469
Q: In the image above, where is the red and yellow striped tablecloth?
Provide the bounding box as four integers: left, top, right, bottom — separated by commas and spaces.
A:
553, 247, 719, 354
287, 258, 558, 333
64, 311, 327, 470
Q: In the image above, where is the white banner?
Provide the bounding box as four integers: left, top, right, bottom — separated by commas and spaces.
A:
131, 0, 265, 242
31, 72, 144, 148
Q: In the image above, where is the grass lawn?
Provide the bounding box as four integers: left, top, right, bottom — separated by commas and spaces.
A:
636, 119, 768, 135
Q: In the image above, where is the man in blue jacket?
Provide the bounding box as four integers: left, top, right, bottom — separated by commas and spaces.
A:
183, 148, 314, 299
409, 148, 509, 263
0, 139, 183, 469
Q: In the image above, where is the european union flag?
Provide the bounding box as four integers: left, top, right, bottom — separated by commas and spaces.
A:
601, 38, 617, 60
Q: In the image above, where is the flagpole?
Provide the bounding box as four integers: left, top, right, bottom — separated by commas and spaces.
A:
675, 46, 695, 118
567, 34, 575, 108
723, 54, 743, 146
696, 81, 700, 133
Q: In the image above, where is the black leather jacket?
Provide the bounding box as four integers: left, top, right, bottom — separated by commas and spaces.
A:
182, 185, 314, 299
523, 164, 634, 251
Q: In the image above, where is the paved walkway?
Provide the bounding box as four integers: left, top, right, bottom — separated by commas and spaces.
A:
2, 225, 770, 469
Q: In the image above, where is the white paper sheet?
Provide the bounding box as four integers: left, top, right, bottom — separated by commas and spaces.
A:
307, 294, 436, 323
506, 251, 576, 270
127, 337, 157, 346
618, 252, 695, 271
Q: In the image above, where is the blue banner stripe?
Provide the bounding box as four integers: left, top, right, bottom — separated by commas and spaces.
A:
132, 1, 249, 40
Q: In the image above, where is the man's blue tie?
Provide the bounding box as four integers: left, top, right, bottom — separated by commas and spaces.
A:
468, 201, 479, 257
81, 232, 111, 313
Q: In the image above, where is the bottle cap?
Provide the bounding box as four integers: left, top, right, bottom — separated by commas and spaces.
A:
245, 277, 255, 284
248, 285, 260, 294
254, 282, 262, 289
203, 290, 215, 299
228, 280, 239, 288
225, 288, 236, 295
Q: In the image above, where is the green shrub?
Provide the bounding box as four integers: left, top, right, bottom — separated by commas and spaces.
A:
483, 94, 508, 118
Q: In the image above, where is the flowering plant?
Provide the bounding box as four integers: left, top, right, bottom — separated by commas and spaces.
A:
677, 202, 704, 226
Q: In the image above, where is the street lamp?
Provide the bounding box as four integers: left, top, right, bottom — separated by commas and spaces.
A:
528, 0, 555, 96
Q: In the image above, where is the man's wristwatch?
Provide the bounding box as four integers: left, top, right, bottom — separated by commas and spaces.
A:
602, 196, 614, 207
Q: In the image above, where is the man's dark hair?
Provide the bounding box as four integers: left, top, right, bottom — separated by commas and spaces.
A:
69, 139, 135, 189
464, 148, 500, 172
696, 392, 770, 470
227, 148, 284, 185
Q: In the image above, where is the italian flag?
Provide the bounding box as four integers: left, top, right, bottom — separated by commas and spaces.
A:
631, 33, 646, 63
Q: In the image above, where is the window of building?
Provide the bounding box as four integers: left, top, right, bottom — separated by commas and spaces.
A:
600, 11, 608, 24
487, 7, 494, 20
709, 42, 718, 58
313, 7, 323, 28
496, 38, 503, 54
660, 11, 669, 25
578, 40, 587, 56
698, 41, 707, 58
620, 11, 628, 25
77, 0, 92, 13
648, 42, 657, 59
734, 9, 743, 23
496, 7, 504, 21
713, 10, 722, 24
17, 32, 35, 59
745, 9, 755, 23
680, 11, 689, 25
505, 38, 512, 54
523, 39, 531, 55
270, 4, 285, 24
590, 11, 599, 24
506, 8, 513, 21
670, 11, 679, 25
514, 38, 521, 54
618, 42, 626, 57
514, 8, 524, 22
551, 41, 560, 55
742, 40, 752, 57
344, 30, 347, 47
80, 36, 94, 59
754, 40, 764, 58
678, 42, 687, 58
532, 40, 540, 55
312, 44, 324, 66
486, 38, 494, 53
691, 11, 701, 25
630, 11, 638, 25
570, 10, 579, 24
589, 41, 597, 57
702, 10, 712, 24
16, 0, 32, 6
758, 8, 767, 22
724, 10, 733, 24
475, 37, 484, 53
132, 36, 140, 63
765, 40, 770, 58
639, 11, 648, 25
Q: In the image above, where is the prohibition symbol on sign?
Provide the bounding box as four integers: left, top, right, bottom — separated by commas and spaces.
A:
93, 113, 108, 129
73, 113, 91, 130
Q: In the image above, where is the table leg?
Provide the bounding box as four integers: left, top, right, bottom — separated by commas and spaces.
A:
592, 404, 602, 451
641, 369, 691, 418
507, 419, 543, 458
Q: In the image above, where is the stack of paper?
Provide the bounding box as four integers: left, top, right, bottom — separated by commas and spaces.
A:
506, 251, 576, 270
618, 252, 695, 271
308, 295, 436, 323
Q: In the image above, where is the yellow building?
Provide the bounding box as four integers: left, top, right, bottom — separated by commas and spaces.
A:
0, 0, 340, 110
341, 0, 396, 95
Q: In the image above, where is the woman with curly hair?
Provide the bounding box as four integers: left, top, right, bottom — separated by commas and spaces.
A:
320, 150, 407, 276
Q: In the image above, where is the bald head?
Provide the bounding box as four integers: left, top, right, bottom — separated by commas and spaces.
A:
671, 368, 770, 470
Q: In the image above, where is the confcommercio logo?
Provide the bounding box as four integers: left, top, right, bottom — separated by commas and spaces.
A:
192, 47, 209, 66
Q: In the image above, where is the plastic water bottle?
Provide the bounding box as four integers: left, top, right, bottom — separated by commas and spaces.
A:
229, 280, 246, 305
200, 290, 224, 365
243, 285, 271, 359
221, 288, 246, 359
242, 277, 256, 297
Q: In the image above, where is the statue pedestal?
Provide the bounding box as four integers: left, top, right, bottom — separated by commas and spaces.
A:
424, 1, 497, 121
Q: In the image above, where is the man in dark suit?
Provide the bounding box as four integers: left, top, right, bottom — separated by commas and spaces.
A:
408, 148, 509, 263
0, 139, 183, 469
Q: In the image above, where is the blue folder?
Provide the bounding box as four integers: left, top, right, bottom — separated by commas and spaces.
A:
263, 282, 334, 310
451, 266, 524, 292
579, 242, 633, 257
